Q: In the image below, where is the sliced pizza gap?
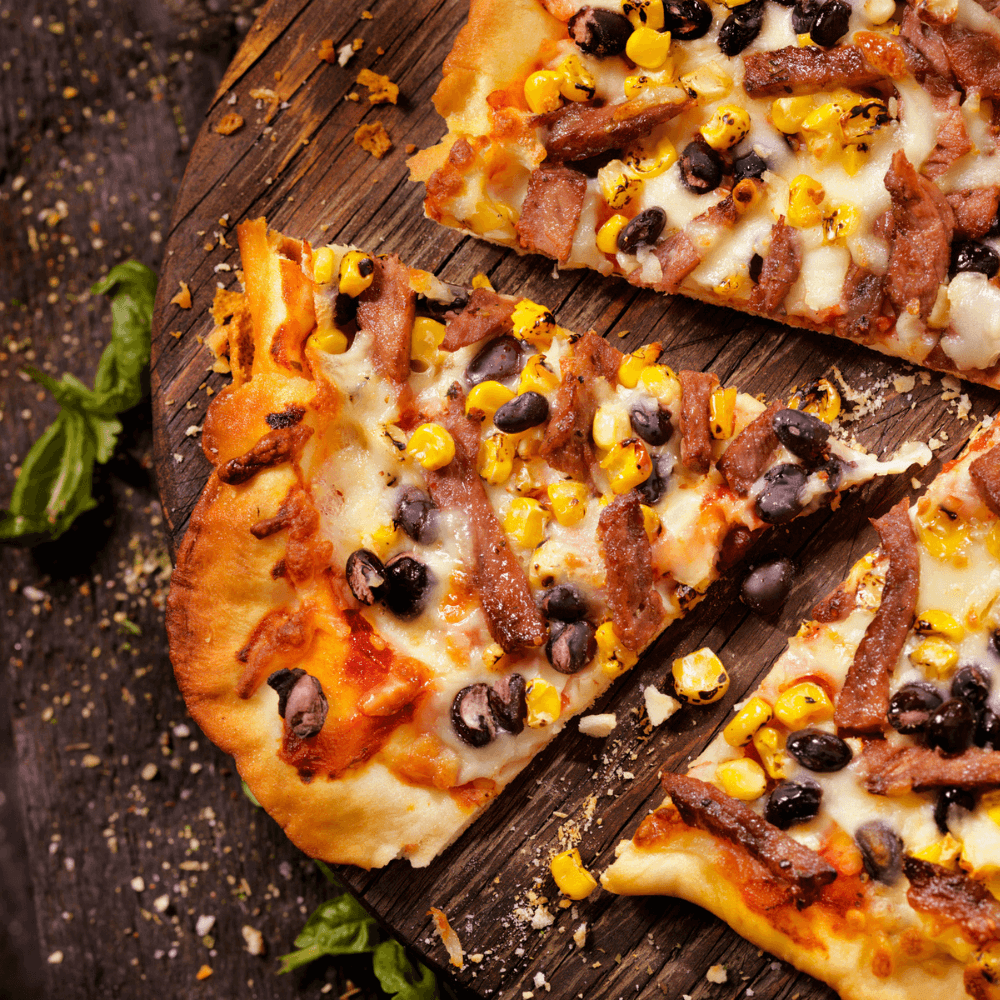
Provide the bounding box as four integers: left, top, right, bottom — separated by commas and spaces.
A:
167, 219, 930, 871
410, 0, 1000, 389
603, 420, 1000, 1000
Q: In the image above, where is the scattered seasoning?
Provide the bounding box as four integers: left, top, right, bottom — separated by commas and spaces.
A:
214, 112, 244, 136
354, 122, 392, 159
356, 68, 398, 104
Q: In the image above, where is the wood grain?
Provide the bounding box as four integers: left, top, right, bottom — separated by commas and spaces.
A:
149, 1, 1000, 998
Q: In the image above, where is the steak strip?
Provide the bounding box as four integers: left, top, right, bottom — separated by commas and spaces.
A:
834, 500, 919, 734
748, 219, 802, 316
678, 370, 720, 475
597, 492, 664, 650
948, 186, 1000, 240
742, 45, 886, 98
428, 390, 547, 653
834, 264, 886, 344
860, 742, 1000, 795
651, 232, 701, 293
440, 288, 518, 352
904, 856, 1000, 947
970, 444, 1000, 516
515, 163, 587, 264
719, 401, 782, 496
356, 254, 416, 385
662, 773, 837, 907
217, 424, 313, 485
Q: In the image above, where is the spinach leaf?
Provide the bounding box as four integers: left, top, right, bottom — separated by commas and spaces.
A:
373, 939, 438, 1000
277, 894, 378, 974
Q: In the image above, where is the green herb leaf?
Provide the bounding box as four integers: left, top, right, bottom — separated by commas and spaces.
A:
240, 780, 261, 808
277, 894, 377, 974
373, 939, 438, 1000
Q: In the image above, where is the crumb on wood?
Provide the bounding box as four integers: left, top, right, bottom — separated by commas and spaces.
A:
578, 713, 616, 738
195, 965, 212, 980
354, 121, 391, 159
214, 112, 244, 136
706, 964, 728, 984
356, 67, 398, 104
170, 281, 192, 309
428, 906, 464, 969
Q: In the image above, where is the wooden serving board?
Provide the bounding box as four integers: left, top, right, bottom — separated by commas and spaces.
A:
149, 0, 998, 996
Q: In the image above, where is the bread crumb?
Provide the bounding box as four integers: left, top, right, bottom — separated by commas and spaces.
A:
706, 964, 728, 984
892, 374, 915, 393
405, 143, 417, 154
354, 122, 392, 159
578, 713, 616, 738
47, 951, 64, 965
573, 922, 587, 948
337, 42, 356, 66
429, 906, 464, 969
196, 965, 213, 980
361, 8, 373, 16
356, 67, 398, 104
141, 763, 158, 781
214, 112, 244, 135
195, 914, 215, 937
170, 281, 192, 309
317, 38, 336, 62
130, 877, 145, 892
644, 686, 680, 726
241, 925, 265, 956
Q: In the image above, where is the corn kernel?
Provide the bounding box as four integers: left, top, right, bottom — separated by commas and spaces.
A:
672, 648, 729, 705
466, 380, 516, 419
623, 66, 675, 98
550, 848, 599, 899
311, 327, 349, 354
618, 343, 663, 388
366, 522, 402, 560
623, 136, 677, 178
519, 353, 559, 394
524, 70, 563, 114
910, 636, 959, 678
983, 790, 1000, 827
724, 696, 773, 747
479, 433, 517, 485
504, 496, 550, 548
787, 175, 825, 229
339, 250, 375, 297
797, 31, 814, 44
516, 428, 545, 459
788, 378, 840, 422
637, 363, 680, 403
641, 503, 662, 541
411, 316, 446, 366
987, 522, 1000, 561
313, 246, 336, 285
842, 143, 870, 177
467, 196, 510, 237
406, 423, 455, 471
548, 480, 590, 526
558, 54, 596, 102
709, 386, 738, 439
716, 758, 768, 801
823, 204, 860, 244
626, 25, 671, 70
623, 0, 666, 29
601, 438, 652, 494
700, 103, 751, 151
911, 833, 962, 867
732, 177, 762, 214
713, 274, 750, 300
679, 61, 731, 102
801, 100, 847, 142
482, 642, 506, 670
526, 678, 561, 727
471, 273, 494, 291
598, 161, 643, 209
753, 725, 789, 779
773, 681, 834, 728
915, 610, 965, 642
596, 621, 638, 677
512, 299, 556, 346
842, 98, 891, 142
597, 214, 629, 254
592, 404, 631, 450
771, 95, 814, 134
916, 506, 970, 562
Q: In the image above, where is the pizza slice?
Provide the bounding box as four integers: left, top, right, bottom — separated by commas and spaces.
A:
166, 219, 928, 869
409, 0, 1000, 388
603, 420, 1000, 1000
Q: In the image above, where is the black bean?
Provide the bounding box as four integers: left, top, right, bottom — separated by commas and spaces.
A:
934, 786, 976, 834
662, 0, 713, 38
567, 6, 634, 55
541, 584, 589, 622
810, 0, 851, 47
887, 681, 943, 735
629, 403, 673, 446
772, 408, 830, 466
678, 139, 723, 194
748, 253, 764, 284
451, 683, 496, 747
395, 486, 438, 543
791, 0, 820, 33
488, 673, 527, 735
617, 207, 667, 253
419, 283, 469, 318
465, 335, 524, 386
854, 821, 902, 885
976, 706, 1000, 748
717, 0, 764, 56
764, 779, 821, 829
635, 453, 672, 505
268, 669, 328, 739
990, 628, 1000, 658
494, 391, 549, 433
786, 729, 853, 772
346, 549, 386, 605
950, 240, 1000, 279
382, 554, 434, 620
733, 150, 767, 182
741, 557, 795, 616
546, 620, 597, 674
926, 698, 975, 756
267, 668, 306, 718
815, 456, 843, 492
951, 664, 991, 707
755, 463, 807, 524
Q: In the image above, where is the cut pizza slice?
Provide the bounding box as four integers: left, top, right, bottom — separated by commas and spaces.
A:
166, 219, 928, 870
409, 0, 1000, 388
603, 420, 1000, 1000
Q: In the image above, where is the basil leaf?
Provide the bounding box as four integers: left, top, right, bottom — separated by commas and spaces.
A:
276, 894, 377, 974
373, 939, 438, 1000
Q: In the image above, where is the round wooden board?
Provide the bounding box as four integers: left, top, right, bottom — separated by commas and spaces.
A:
149, 1, 999, 996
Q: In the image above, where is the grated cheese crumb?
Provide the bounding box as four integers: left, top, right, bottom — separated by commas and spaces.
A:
354, 122, 392, 159
578, 713, 616, 738
241, 925, 265, 956
644, 686, 680, 726
706, 964, 728, 984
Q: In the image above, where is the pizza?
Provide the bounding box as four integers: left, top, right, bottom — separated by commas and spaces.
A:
603, 419, 1000, 1000
164, 218, 927, 870
408, 0, 1000, 389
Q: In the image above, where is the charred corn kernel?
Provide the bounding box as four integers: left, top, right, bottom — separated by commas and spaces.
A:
638, 363, 680, 403
601, 438, 652, 494
842, 98, 891, 142
912, 833, 962, 867
842, 142, 870, 177
524, 70, 563, 114
466, 380, 515, 419
526, 678, 561, 727
519, 353, 559, 394
516, 427, 545, 459
339, 250, 375, 297
787, 175, 825, 229
673, 648, 729, 705
796, 31, 814, 44
623, 66, 675, 98
987, 522, 1000, 561
700, 104, 751, 151
910, 636, 959, 678
592, 404, 631, 450
504, 497, 550, 548
823, 204, 860, 244
311, 327, 349, 354
975, 943, 1000, 983
679, 61, 731, 101
771, 95, 814, 134
724, 697, 773, 747
732, 177, 762, 214
713, 274, 750, 299
917, 506, 970, 561
801, 100, 847, 141
512, 299, 556, 346
596, 621, 638, 677
550, 848, 599, 899
597, 214, 629, 254
626, 26, 671, 70
548, 480, 590, 526
624, 136, 677, 177
624, 0, 666, 29
915, 610, 965, 642
482, 642, 506, 670
411, 316, 446, 365
983, 790, 1000, 827
709, 386, 738, 439
468, 197, 510, 236
598, 161, 643, 209
789, 378, 840, 421
716, 758, 768, 800
313, 246, 336, 285
406, 423, 455, 471
773, 681, 834, 728
367, 522, 402, 559
558, 54, 596, 102
753, 725, 789, 779
618, 343, 663, 388
641, 503, 662, 541
472, 273, 494, 291
479, 433, 517, 485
